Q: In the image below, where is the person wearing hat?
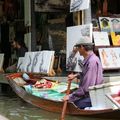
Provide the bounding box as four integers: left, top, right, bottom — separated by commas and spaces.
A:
63, 37, 104, 109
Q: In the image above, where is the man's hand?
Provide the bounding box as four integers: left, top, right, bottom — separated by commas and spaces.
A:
63, 95, 69, 101
68, 73, 77, 80
73, 46, 78, 53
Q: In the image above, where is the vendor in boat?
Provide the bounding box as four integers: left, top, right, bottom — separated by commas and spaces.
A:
63, 37, 104, 109
5, 38, 28, 72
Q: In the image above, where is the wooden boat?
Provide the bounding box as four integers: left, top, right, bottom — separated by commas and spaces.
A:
6, 73, 120, 119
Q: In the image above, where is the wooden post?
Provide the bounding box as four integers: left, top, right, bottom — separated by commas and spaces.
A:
77, 11, 80, 25
103, 0, 108, 16
81, 11, 84, 25
77, 10, 84, 25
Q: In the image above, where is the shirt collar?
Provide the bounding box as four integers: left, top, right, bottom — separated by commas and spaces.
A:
83, 51, 94, 65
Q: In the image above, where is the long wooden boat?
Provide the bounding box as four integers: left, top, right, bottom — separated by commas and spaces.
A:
6, 73, 120, 119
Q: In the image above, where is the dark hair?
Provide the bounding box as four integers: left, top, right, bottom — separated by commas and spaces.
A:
14, 38, 28, 50
82, 45, 94, 51
76, 44, 94, 51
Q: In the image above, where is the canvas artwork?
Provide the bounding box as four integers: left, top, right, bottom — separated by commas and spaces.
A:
98, 48, 120, 69
22, 51, 55, 74
92, 18, 100, 31
70, 0, 90, 12
99, 17, 111, 32
111, 32, 120, 46
66, 24, 92, 72
0, 53, 4, 70
93, 31, 110, 46
17, 57, 25, 72
33, 51, 55, 74
22, 52, 36, 73
110, 18, 120, 33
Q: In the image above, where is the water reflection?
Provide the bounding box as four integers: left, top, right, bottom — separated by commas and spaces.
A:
0, 85, 112, 120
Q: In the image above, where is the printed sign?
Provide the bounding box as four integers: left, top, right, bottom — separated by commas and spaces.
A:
70, 0, 90, 12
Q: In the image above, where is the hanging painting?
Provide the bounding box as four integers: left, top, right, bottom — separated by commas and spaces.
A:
70, 0, 90, 12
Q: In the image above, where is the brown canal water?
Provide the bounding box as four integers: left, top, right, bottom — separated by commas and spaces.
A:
0, 84, 113, 120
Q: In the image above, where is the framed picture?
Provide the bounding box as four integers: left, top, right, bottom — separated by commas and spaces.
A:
99, 17, 111, 32
98, 47, 120, 70
92, 18, 100, 31
93, 31, 110, 46
66, 24, 92, 72
70, 0, 90, 12
111, 32, 120, 46
110, 18, 120, 32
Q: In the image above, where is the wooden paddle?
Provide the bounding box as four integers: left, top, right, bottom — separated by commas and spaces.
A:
60, 79, 72, 120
